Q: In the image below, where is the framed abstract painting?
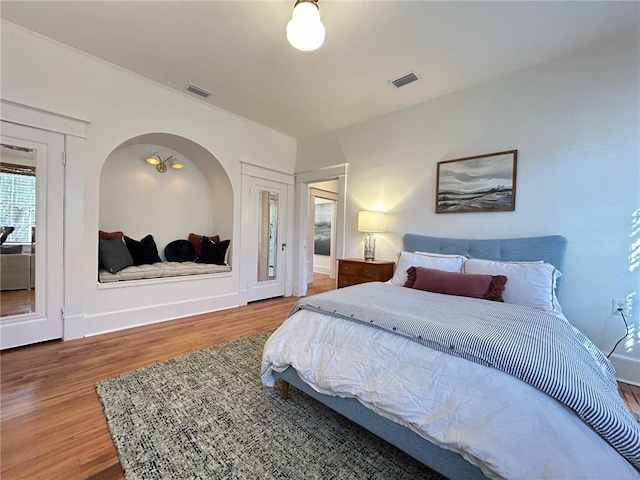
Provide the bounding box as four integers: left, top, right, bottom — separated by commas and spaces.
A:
436, 150, 517, 213
313, 201, 333, 256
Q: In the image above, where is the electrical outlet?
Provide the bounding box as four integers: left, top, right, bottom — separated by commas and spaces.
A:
612, 298, 627, 316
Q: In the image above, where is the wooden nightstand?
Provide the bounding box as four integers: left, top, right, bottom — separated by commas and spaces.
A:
337, 258, 395, 289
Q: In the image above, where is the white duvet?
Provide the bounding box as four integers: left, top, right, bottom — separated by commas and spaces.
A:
262, 309, 639, 480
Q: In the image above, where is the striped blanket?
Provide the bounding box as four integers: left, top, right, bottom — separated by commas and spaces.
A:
291, 282, 640, 471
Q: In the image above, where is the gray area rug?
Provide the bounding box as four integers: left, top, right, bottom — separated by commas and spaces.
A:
96, 331, 443, 480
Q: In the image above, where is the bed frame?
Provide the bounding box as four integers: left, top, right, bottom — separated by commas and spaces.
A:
275, 234, 568, 480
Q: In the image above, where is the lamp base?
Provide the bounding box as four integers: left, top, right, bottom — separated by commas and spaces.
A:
364, 233, 375, 261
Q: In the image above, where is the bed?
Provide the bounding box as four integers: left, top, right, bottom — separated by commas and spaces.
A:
261, 234, 640, 480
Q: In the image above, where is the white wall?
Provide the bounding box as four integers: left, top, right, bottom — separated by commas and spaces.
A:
296, 30, 640, 382
1, 21, 297, 335
100, 143, 214, 258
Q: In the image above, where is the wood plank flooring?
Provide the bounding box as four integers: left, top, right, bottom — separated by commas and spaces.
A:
1, 273, 638, 479
619, 382, 640, 414
0, 274, 335, 480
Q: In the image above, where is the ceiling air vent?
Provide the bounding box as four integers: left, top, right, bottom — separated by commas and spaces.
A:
186, 83, 212, 98
389, 71, 421, 89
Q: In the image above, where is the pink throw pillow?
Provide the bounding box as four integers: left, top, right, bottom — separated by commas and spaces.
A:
405, 266, 507, 302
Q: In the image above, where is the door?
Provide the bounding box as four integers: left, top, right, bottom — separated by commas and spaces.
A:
246, 177, 288, 302
1, 122, 64, 349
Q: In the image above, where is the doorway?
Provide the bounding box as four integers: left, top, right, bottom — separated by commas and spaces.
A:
308, 183, 338, 280
294, 164, 347, 297
1, 122, 64, 349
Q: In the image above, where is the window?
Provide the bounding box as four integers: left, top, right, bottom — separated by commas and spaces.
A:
1, 162, 36, 244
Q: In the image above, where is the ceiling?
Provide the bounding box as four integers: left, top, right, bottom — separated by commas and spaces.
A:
1, 1, 637, 139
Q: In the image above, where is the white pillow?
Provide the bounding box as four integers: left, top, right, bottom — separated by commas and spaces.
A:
414, 251, 466, 258
464, 258, 562, 312
390, 251, 466, 286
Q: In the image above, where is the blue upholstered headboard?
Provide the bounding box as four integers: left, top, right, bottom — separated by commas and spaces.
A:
402, 234, 568, 285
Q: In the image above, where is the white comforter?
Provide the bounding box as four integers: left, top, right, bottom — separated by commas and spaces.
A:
262, 309, 639, 480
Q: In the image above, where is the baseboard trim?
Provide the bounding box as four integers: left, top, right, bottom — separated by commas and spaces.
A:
611, 354, 640, 386
63, 313, 86, 340
83, 292, 241, 337
236, 289, 248, 307
313, 266, 331, 275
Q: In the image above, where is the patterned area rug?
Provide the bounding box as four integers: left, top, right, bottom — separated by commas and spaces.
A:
96, 331, 443, 480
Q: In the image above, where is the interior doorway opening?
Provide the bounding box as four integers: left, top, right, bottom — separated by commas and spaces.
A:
308, 182, 338, 281
294, 164, 347, 297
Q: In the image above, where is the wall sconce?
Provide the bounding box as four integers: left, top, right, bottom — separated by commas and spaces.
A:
358, 211, 385, 261
145, 153, 184, 173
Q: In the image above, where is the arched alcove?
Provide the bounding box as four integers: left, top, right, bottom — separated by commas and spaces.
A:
99, 133, 233, 262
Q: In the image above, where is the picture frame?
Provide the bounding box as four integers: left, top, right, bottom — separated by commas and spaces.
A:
436, 149, 517, 214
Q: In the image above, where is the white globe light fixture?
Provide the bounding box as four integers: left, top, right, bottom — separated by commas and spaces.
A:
286, 0, 325, 52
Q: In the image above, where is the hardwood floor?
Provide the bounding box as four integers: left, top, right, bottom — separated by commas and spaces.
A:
0, 274, 335, 480
620, 382, 640, 414
1, 272, 638, 480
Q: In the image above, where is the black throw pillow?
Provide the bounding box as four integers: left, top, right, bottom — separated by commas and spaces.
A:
164, 239, 196, 262
99, 236, 133, 273
124, 234, 162, 266
196, 237, 230, 265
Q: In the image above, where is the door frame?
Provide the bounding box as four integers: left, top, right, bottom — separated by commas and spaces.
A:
1, 99, 87, 342
294, 164, 348, 297
308, 187, 338, 279
240, 162, 294, 303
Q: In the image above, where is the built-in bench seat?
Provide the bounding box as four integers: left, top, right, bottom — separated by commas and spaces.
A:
99, 261, 231, 283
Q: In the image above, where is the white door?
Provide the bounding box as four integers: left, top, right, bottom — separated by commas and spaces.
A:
246, 177, 288, 302
1, 122, 64, 349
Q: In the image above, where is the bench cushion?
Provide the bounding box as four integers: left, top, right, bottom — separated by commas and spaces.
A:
98, 261, 231, 283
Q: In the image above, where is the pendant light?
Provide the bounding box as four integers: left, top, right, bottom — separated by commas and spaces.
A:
286, 0, 325, 52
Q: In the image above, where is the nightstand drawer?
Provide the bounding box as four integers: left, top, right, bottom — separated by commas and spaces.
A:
338, 261, 379, 280
337, 276, 371, 288
336, 258, 395, 289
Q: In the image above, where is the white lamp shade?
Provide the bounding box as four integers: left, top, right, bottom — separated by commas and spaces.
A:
170, 158, 184, 170
358, 211, 385, 233
286, 1, 325, 52
145, 154, 160, 165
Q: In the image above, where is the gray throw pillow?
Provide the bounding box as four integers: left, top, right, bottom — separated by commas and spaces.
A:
99, 236, 133, 274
